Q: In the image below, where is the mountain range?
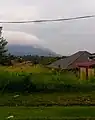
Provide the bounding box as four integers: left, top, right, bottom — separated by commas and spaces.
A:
7, 44, 60, 56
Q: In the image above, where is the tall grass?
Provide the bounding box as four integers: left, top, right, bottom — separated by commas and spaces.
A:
0, 70, 95, 93
0, 71, 32, 93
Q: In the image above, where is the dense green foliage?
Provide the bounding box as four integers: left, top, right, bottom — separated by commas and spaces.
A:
0, 37, 8, 56
0, 67, 94, 119
0, 37, 9, 65
0, 66, 94, 107
0, 70, 95, 93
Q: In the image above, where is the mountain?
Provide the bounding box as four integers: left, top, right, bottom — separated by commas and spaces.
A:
7, 44, 60, 56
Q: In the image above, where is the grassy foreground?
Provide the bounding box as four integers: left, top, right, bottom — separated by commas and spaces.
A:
0, 65, 95, 119
0, 92, 95, 106
0, 106, 95, 120
0, 65, 95, 93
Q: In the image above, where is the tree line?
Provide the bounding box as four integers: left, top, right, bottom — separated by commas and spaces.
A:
0, 36, 67, 66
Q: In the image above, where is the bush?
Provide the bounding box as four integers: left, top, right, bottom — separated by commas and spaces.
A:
0, 71, 33, 93
0, 71, 95, 93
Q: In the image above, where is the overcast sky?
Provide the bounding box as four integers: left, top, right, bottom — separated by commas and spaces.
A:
1, 0, 95, 55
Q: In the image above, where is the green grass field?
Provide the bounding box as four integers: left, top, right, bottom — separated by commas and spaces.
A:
0, 65, 50, 73
0, 65, 95, 119
0, 106, 95, 120
0, 92, 95, 106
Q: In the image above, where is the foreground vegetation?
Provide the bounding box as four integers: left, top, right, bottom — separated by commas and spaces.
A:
0, 65, 94, 106
0, 92, 95, 107
0, 65, 95, 119
1, 106, 95, 120
0, 65, 94, 93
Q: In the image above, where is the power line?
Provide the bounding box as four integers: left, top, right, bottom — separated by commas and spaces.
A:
0, 15, 95, 24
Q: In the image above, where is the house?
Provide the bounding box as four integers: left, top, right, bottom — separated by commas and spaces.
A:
89, 53, 95, 60
48, 51, 91, 70
77, 61, 95, 80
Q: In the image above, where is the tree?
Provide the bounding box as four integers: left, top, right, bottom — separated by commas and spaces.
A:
0, 37, 8, 65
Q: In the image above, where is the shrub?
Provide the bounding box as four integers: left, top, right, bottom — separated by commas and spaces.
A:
0, 71, 95, 93
0, 71, 33, 93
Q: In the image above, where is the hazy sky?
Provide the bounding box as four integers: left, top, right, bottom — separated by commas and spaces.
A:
1, 0, 95, 55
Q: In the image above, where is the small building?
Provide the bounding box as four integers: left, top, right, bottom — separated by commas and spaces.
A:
76, 61, 95, 80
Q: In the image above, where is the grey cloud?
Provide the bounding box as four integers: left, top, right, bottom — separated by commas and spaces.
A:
1, 0, 95, 55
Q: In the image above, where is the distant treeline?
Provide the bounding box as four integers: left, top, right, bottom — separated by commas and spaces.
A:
21, 55, 67, 65
0, 53, 68, 66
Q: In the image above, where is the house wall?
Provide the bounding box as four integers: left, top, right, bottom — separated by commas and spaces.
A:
79, 67, 95, 80
80, 67, 86, 80
88, 68, 95, 79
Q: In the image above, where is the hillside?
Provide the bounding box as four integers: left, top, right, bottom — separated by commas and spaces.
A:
7, 44, 60, 56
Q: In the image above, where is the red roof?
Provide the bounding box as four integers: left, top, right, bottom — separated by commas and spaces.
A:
76, 61, 95, 67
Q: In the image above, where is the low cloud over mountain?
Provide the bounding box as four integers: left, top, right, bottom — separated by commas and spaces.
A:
2, 31, 58, 56
7, 44, 58, 56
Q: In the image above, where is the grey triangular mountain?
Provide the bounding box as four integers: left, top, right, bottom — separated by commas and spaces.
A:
7, 45, 59, 56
